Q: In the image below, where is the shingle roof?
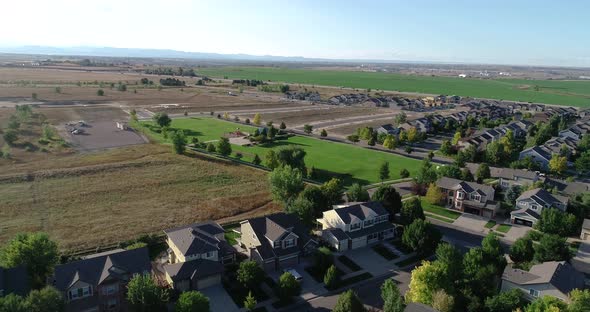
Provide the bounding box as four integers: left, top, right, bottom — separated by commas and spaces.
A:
164, 221, 228, 257
516, 188, 568, 207
502, 261, 584, 295
436, 177, 494, 198
53, 247, 151, 292
0, 266, 30, 296
511, 207, 541, 220
332, 202, 389, 224
163, 259, 224, 282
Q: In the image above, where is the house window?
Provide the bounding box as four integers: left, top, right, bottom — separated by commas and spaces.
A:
103, 284, 118, 295
529, 289, 540, 298
531, 205, 538, 210
284, 239, 295, 248
457, 192, 464, 199
206, 251, 214, 258
350, 223, 361, 231
448, 190, 454, 196
69, 286, 92, 300
364, 219, 374, 227
367, 233, 378, 240
473, 195, 481, 201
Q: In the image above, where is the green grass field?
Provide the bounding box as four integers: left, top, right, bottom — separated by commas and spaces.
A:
496, 224, 512, 233
198, 67, 590, 107
139, 117, 420, 185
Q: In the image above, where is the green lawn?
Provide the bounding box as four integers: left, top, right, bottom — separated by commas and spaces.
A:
425, 213, 454, 224
139, 117, 421, 185
224, 230, 240, 246
496, 224, 512, 233
420, 199, 461, 220
197, 67, 590, 108
485, 220, 497, 229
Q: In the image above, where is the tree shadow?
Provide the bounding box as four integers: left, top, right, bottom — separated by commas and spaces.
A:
311, 168, 369, 186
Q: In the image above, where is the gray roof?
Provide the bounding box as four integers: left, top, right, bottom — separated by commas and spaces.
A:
164, 221, 229, 257
544, 178, 589, 196
502, 261, 584, 295
521, 146, 551, 161
0, 266, 30, 296
436, 177, 494, 198
332, 202, 389, 224
53, 247, 151, 292
511, 207, 541, 220
516, 188, 569, 207
163, 259, 224, 282
325, 228, 349, 241
246, 213, 315, 261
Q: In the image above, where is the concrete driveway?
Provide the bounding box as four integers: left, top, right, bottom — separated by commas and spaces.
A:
200, 285, 239, 312
346, 246, 397, 276
268, 259, 327, 299
453, 214, 488, 234
504, 224, 531, 242
572, 242, 590, 274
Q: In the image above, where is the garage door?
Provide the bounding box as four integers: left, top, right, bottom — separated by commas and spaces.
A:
482, 210, 493, 219
197, 274, 221, 290
515, 218, 533, 227
278, 255, 299, 270
350, 237, 367, 249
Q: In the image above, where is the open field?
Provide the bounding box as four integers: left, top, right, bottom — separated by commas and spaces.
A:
0, 144, 279, 250
197, 67, 590, 107
139, 117, 421, 185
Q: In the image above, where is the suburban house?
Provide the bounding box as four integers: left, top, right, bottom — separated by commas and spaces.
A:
240, 213, 317, 271
435, 177, 499, 218
510, 188, 569, 226
519, 146, 552, 171
376, 124, 400, 136
317, 202, 395, 251
494, 168, 540, 189
162, 221, 235, 291
559, 120, 590, 141
501, 261, 585, 302
0, 266, 29, 297
544, 178, 589, 196
51, 247, 151, 312
581, 219, 590, 241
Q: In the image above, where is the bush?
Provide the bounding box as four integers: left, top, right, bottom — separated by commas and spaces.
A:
323, 265, 338, 289
97, 89, 105, 96
400, 168, 410, 178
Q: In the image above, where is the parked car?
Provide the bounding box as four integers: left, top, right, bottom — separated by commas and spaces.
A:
283, 268, 302, 282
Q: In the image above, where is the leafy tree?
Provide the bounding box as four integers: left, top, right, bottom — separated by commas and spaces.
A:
414, 159, 438, 186
126, 275, 169, 312
509, 237, 534, 263
276, 146, 307, 172
206, 143, 216, 152
400, 197, 425, 225
253, 113, 261, 125
269, 166, 304, 207
368, 136, 376, 146
3, 129, 18, 145
244, 291, 257, 311
405, 261, 446, 305
451, 131, 462, 145
569, 289, 590, 312
381, 279, 404, 312
485, 141, 505, 165
407, 127, 419, 143
175, 291, 209, 312
379, 161, 390, 182
333, 290, 365, 312
278, 272, 301, 302
481, 233, 507, 275
320, 129, 328, 137
434, 243, 463, 284
300, 185, 329, 217
549, 154, 567, 175
394, 112, 407, 126
152, 112, 171, 128
313, 246, 334, 274
425, 183, 444, 205
400, 168, 410, 178
476, 163, 491, 182
431, 289, 454, 312
27, 286, 64, 312
303, 124, 313, 134
347, 183, 369, 202
216, 137, 232, 156
462, 248, 499, 301
371, 185, 402, 216
279, 121, 286, 130
323, 264, 338, 289
320, 178, 344, 207
264, 149, 279, 169
237, 260, 264, 289
484, 288, 525, 312
575, 151, 590, 173
347, 134, 360, 143
439, 140, 453, 155
534, 234, 571, 262
7, 115, 20, 130
535, 208, 578, 236
461, 168, 474, 182
504, 185, 522, 206
0, 293, 30, 312
382, 135, 397, 150
0, 232, 58, 289
171, 131, 186, 154
402, 219, 441, 255
288, 196, 314, 226
252, 154, 261, 165
524, 295, 567, 312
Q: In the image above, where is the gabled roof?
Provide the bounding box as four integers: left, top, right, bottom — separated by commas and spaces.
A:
511, 207, 541, 220
436, 177, 495, 198
502, 261, 584, 295
163, 259, 224, 282
53, 247, 151, 292
0, 266, 30, 296
516, 188, 568, 207
332, 201, 389, 224
520, 146, 552, 162
164, 221, 227, 257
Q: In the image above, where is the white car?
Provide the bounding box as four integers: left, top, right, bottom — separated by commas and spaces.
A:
283, 268, 303, 282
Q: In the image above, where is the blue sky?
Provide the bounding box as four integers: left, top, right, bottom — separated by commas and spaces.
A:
2, 0, 589, 66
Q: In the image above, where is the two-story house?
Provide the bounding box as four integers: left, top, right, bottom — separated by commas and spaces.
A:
163, 221, 235, 291
501, 261, 584, 303
510, 188, 569, 226
0, 266, 30, 297
51, 247, 151, 312
436, 177, 499, 218
494, 168, 540, 190
376, 124, 401, 136
519, 146, 552, 171
240, 213, 317, 272
317, 202, 395, 252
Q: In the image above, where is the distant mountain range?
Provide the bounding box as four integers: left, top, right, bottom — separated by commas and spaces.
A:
0, 45, 428, 64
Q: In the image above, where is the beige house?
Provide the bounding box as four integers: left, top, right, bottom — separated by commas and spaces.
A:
436, 177, 499, 219
163, 221, 234, 291
501, 261, 585, 303
317, 202, 395, 252
581, 219, 590, 240
241, 213, 317, 272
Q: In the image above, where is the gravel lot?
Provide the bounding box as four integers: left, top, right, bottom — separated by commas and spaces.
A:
65, 121, 147, 151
